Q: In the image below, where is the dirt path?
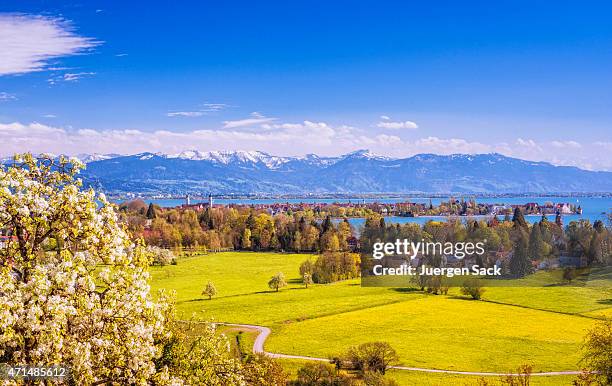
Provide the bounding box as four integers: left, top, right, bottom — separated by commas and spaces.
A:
218, 323, 583, 377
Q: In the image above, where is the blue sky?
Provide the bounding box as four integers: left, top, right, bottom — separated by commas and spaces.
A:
0, 1, 611, 170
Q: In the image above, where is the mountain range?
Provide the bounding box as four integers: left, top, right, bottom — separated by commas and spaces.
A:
72, 150, 612, 195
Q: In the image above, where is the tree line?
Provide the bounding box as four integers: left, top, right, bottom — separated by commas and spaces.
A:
120, 199, 355, 253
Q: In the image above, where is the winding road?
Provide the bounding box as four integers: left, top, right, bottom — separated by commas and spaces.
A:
219, 323, 584, 377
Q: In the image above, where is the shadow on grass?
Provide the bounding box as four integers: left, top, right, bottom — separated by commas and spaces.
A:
390, 287, 421, 293
446, 295, 473, 301
542, 281, 586, 287
596, 298, 612, 305
180, 289, 282, 303
183, 297, 213, 303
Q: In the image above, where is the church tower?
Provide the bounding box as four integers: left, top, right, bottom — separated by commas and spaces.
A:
555, 211, 563, 227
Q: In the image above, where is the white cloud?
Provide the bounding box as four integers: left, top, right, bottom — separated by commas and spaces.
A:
0, 92, 16, 101
47, 66, 73, 71
167, 102, 229, 117
222, 112, 276, 128
376, 120, 418, 130
0, 14, 99, 76
516, 138, 542, 150
48, 71, 97, 84
551, 140, 581, 149
202, 103, 229, 112
380, 115, 391, 120
413, 136, 490, 154
166, 111, 204, 117
0, 120, 363, 158
1, 120, 610, 171
63, 72, 96, 82
42, 114, 57, 118
115, 53, 128, 57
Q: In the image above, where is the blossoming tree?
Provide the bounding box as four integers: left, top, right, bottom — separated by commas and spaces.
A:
0, 154, 244, 385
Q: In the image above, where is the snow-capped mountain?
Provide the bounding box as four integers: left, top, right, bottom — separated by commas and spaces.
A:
167, 150, 293, 169
76, 150, 612, 194
76, 153, 122, 163
64, 149, 386, 168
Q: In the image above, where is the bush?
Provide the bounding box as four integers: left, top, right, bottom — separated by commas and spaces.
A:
294, 362, 335, 384
572, 369, 598, 386
289, 362, 354, 385
362, 371, 400, 386
153, 317, 245, 384
426, 275, 449, 295
499, 364, 532, 386
580, 319, 612, 385
461, 278, 485, 300
300, 259, 314, 276
343, 342, 399, 375
242, 353, 288, 386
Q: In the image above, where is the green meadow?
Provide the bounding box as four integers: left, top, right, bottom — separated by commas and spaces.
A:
150, 252, 612, 383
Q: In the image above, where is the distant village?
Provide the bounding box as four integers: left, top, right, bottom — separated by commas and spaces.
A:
179, 194, 582, 219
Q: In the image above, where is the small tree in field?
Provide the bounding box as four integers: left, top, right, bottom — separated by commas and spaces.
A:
202, 281, 217, 300
461, 278, 485, 300
563, 266, 578, 283
268, 272, 287, 292
302, 272, 314, 288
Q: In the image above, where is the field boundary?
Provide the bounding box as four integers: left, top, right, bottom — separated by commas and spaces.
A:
480, 298, 608, 320
216, 323, 584, 377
